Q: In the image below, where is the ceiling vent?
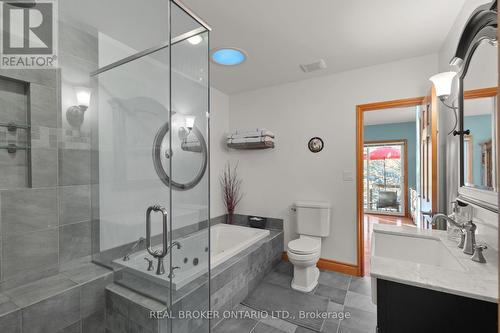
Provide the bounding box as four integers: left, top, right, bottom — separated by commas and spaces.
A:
300, 59, 327, 73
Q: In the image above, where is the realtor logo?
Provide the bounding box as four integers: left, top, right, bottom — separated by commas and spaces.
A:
1, 1, 57, 68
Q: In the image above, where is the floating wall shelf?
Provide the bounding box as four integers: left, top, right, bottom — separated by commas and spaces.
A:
227, 141, 275, 150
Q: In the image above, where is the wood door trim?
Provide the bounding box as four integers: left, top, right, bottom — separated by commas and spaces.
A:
364, 139, 409, 217
356, 97, 424, 277
463, 87, 497, 99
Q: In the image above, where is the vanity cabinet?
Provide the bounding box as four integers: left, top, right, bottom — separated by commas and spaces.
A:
376, 279, 497, 333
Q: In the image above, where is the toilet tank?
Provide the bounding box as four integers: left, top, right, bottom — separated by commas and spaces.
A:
294, 201, 331, 237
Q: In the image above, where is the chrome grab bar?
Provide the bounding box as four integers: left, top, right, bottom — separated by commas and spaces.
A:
146, 204, 169, 275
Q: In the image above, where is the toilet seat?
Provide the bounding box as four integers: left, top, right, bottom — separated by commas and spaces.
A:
288, 237, 321, 255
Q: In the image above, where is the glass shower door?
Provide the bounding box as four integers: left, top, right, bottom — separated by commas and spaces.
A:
168, 3, 210, 332
90, 1, 211, 332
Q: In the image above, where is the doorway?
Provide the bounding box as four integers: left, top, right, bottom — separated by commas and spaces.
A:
356, 96, 427, 276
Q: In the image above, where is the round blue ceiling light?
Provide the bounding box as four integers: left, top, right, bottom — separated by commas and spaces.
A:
211, 48, 246, 66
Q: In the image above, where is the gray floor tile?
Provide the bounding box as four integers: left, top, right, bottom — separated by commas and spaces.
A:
321, 320, 339, 333
265, 271, 292, 288
337, 326, 365, 333
325, 301, 344, 327
318, 271, 351, 291
340, 307, 376, 333
259, 316, 297, 333
253, 321, 288, 333
243, 282, 328, 331
315, 284, 347, 305
274, 261, 293, 276
348, 277, 371, 297
213, 317, 258, 333
57, 321, 81, 333
344, 292, 376, 314
294, 326, 318, 333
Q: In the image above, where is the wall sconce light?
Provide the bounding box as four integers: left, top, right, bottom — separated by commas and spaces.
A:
67, 87, 91, 128
429, 71, 457, 102
429, 71, 460, 135
178, 115, 196, 140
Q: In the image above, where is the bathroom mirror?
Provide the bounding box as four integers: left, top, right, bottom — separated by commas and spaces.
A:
456, 7, 498, 210
152, 114, 207, 191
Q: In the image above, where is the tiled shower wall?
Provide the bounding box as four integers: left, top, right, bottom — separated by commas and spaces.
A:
0, 20, 98, 288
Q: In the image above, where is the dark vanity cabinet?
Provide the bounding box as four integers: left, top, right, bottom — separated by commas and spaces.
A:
376, 279, 498, 333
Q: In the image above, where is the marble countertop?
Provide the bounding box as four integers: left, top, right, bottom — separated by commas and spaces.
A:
370, 224, 498, 303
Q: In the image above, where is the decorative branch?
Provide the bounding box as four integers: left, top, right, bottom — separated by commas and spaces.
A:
220, 162, 243, 214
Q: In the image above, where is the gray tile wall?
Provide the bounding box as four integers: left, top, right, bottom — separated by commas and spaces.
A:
0, 20, 98, 288
0, 17, 106, 333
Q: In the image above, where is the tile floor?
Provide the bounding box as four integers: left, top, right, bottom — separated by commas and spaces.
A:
213, 261, 377, 333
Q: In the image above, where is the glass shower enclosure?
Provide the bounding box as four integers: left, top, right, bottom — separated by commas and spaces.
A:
86, 1, 211, 332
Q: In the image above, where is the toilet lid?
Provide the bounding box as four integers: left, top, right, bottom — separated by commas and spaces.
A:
288, 238, 321, 255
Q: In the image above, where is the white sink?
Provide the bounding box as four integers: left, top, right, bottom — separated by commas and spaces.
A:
372, 231, 465, 271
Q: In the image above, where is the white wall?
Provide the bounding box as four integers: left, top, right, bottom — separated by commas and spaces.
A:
227, 54, 438, 264
210, 88, 230, 218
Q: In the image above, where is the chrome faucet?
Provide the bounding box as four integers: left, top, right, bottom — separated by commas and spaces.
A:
123, 237, 146, 261
168, 241, 182, 252
431, 213, 477, 255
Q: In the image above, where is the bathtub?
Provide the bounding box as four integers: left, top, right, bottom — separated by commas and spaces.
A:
114, 223, 270, 290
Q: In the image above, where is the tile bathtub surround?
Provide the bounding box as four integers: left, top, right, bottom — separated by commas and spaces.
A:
107, 230, 284, 333
231, 214, 284, 230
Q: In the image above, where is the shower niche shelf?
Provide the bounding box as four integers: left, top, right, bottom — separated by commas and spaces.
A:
0, 77, 31, 189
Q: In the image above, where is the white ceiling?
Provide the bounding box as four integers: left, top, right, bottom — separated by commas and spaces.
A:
183, 0, 467, 94
364, 107, 417, 126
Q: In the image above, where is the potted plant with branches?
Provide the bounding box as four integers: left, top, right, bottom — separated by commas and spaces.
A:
220, 162, 243, 224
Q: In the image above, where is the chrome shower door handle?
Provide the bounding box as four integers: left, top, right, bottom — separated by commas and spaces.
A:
146, 205, 169, 258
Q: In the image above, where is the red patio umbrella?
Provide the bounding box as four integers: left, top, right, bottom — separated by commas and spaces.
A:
368, 146, 401, 160
367, 146, 401, 189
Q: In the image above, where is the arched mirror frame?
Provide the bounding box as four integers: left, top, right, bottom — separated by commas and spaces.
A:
454, 0, 498, 211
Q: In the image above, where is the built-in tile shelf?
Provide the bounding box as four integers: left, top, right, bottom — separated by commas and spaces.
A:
0, 261, 112, 333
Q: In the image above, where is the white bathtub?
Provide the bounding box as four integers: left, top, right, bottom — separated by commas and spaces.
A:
211, 224, 270, 267
114, 223, 270, 290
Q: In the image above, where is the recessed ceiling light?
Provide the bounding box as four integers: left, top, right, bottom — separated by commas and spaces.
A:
211, 48, 247, 66
187, 35, 203, 45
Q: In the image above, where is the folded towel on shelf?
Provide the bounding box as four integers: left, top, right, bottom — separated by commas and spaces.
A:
227, 136, 274, 144
228, 129, 275, 139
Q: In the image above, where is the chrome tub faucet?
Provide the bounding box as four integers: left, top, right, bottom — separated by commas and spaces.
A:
123, 237, 146, 261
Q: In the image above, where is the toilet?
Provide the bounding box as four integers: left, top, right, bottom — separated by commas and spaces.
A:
287, 201, 331, 292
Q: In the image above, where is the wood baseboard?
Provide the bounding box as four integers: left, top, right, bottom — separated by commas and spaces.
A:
282, 252, 360, 276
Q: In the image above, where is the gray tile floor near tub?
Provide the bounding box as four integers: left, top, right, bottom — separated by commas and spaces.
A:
213, 261, 377, 333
